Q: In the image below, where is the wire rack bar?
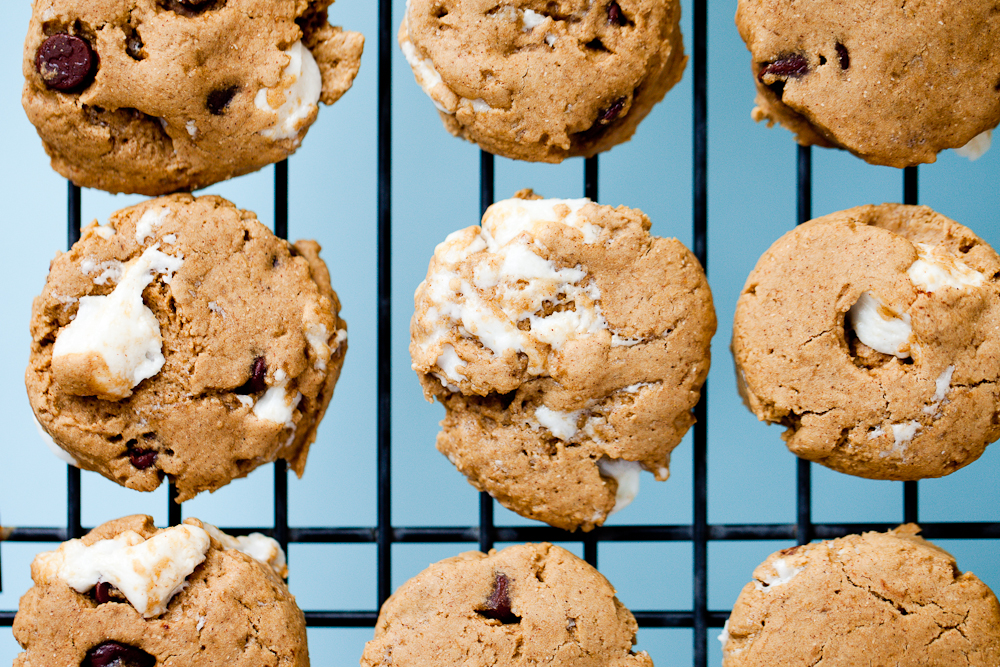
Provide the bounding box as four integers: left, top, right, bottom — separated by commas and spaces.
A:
691, 0, 709, 662
478, 150, 496, 555
376, 0, 393, 610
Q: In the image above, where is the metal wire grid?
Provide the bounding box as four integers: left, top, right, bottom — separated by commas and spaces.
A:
2, 2, 1000, 666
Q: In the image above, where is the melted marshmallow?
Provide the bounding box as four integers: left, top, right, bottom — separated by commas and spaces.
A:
908, 243, 985, 293
34, 525, 210, 618
414, 197, 632, 385
754, 558, 804, 591
597, 458, 641, 514
522, 8, 547, 29
535, 406, 583, 440
135, 207, 169, 245
203, 525, 287, 578
255, 41, 322, 141
890, 421, 920, 454
848, 292, 912, 358
34, 415, 79, 466
53, 245, 184, 400
253, 370, 301, 427
954, 130, 992, 161
924, 365, 955, 415
400, 29, 492, 114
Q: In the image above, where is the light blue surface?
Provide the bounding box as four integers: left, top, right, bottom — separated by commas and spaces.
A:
1, 0, 999, 665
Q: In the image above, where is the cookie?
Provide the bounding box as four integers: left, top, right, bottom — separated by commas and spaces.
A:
361, 542, 651, 667
733, 204, 1000, 480
26, 194, 348, 501
400, 0, 686, 163
12, 515, 307, 667
23, 0, 364, 195
410, 191, 715, 531
735, 0, 1000, 167
719, 525, 1000, 667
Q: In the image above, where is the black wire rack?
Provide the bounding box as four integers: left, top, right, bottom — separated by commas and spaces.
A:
3, 2, 1000, 666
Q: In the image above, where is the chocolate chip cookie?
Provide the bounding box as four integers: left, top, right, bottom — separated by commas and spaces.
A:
361, 542, 652, 667
12, 515, 307, 667
735, 0, 1000, 167
400, 0, 686, 162
411, 191, 715, 531
733, 204, 1000, 480
720, 525, 1000, 667
23, 0, 364, 195
27, 194, 348, 501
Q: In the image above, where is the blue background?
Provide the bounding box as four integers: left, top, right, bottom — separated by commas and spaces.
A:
1, 1, 998, 665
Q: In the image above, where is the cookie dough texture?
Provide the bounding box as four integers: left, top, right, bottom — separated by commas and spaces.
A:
13, 515, 308, 667
361, 542, 651, 667
735, 0, 1000, 167
27, 194, 347, 501
411, 192, 715, 531
721, 525, 1000, 667
400, 0, 686, 162
23, 0, 364, 195
733, 204, 1000, 480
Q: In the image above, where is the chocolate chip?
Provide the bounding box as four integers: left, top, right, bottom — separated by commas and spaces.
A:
599, 97, 627, 124
82, 642, 155, 667
237, 356, 267, 394
835, 42, 850, 70
35, 34, 97, 92
207, 86, 238, 115
779, 545, 801, 557
128, 449, 158, 470
161, 0, 218, 15
126, 34, 144, 61
477, 573, 520, 624
94, 582, 113, 604
757, 53, 809, 82
608, 2, 626, 25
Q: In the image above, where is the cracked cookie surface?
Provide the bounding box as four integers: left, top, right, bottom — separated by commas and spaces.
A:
720, 525, 1000, 667
400, 0, 686, 162
361, 542, 651, 667
23, 0, 364, 195
733, 204, 1000, 480
13, 515, 307, 667
735, 0, 1000, 168
27, 194, 347, 501
410, 191, 715, 531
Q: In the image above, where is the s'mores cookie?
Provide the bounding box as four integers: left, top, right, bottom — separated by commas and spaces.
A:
400, 0, 686, 162
12, 515, 306, 667
411, 191, 715, 531
733, 204, 1000, 480
27, 194, 347, 501
720, 525, 1000, 667
23, 0, 364, 194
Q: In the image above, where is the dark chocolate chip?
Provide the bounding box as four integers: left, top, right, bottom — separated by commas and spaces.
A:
477, 573, 520, 624
206, 86, 238, 115
237, 356, 267, 395
608, 2, 625, 25
161, 0, 217, 15
126, 34, 144, 61
94, 582, 113, 604
757, 53, 809, 82
35, 34, 97, 92
82, 642, 155, 667
835, 42, 850, 70
128, 449, 158, 470
778, 545, 801, 557
599, 97, 627, 123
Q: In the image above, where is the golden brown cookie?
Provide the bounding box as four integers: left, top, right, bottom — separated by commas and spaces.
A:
23, 0, 364, 195
720, 525, 1000, 667
410, 191, 715, 531
400, 0, 686, 162
735, 0, 1000, 167
12, 515, 306, 667
733, 204, 1000, 480
361, 542, 652, 667
27, 194, 348, 501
